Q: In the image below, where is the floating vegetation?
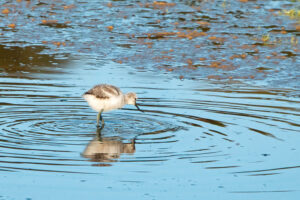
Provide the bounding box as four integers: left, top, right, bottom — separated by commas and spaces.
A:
279, 9, 300, 21
0, 0, 299, 87
262, 34, 271, 43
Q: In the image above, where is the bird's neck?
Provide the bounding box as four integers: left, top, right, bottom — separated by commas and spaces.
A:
124, 93, 130, 104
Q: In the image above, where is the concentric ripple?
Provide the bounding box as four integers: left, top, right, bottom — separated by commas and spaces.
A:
0, 79, 300, 175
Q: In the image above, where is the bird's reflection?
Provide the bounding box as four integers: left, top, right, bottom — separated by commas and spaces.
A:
82, 128, 135, 164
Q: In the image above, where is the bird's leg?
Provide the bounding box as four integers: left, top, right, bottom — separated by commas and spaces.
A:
101, 113, 104, 127
96, 112, 100, 127
96, 126, 103, 140
97, 109, 104, 128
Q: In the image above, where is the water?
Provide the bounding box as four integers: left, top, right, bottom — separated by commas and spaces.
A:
1, 0, 299, 88
1, 58, 299, 199
0, 0, 300, 199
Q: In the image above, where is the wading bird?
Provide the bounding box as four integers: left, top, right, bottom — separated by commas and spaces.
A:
83, 84, 143, 127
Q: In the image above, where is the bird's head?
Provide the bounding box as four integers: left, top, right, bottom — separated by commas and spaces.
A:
125, 92, 137, 105
125, 92, 144, 112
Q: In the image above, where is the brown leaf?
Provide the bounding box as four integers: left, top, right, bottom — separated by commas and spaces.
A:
106, 26, 114, 31
8, 23, 16, 29
63, 4, 75, 10
42, 20, 58, 24
196, 21, 210, 26
2, 8, 10, 14
107, 2, 113, 7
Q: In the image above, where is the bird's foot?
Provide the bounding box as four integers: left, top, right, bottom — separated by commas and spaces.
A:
96, 123, 104, 130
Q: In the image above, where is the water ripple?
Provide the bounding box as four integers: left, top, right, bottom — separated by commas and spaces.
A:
0, 80, 299, 174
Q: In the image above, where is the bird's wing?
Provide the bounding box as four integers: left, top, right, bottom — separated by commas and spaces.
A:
84, 84, 121, 99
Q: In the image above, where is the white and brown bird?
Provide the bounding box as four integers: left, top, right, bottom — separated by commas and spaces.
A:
83, 84, 143, 127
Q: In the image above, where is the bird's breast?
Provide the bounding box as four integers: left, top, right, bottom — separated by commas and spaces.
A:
102, 96, 124, 112
83, 94, 125, 112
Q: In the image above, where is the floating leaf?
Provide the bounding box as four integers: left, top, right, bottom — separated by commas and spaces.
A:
106, 26, 114, 31
2, 8, 10, 14
42, 19, 58, 24
8, 23, 15, 28
107, 2, 113, 7
63, 4, 75, 10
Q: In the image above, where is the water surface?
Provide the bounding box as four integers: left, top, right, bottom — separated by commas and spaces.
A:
0, 0, 300, 199
0, 58, 299, 199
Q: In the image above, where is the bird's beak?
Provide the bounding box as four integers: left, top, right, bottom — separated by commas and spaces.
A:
135, 102, 144, 112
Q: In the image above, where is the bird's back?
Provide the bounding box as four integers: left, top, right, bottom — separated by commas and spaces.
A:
84, 84, 122, 99
83, 84, 125, 112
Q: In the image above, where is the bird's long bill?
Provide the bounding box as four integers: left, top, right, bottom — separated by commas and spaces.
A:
135, 103, 144, 112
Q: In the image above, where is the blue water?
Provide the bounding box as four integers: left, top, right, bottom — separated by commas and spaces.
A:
0, 58, 299, 199
0, 0, 300, 199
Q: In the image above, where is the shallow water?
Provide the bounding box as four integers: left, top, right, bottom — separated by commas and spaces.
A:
0, 0, 300, 199
1, 0, 299, 88
1, 58, 300, 199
